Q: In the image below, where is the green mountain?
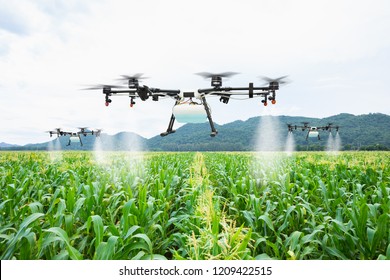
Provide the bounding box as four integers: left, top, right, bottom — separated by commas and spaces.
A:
146, 113, 390, 151
3, 113, 390, 151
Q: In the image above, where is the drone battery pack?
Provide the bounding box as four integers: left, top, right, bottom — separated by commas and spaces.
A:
173, 104, 207, 123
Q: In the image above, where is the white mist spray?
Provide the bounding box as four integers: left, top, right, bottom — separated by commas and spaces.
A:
48, 138, 62, 162
252, 109, 284, 184
93, 136, 108, 165
121, 132, 145, 174
334, 131, 342, 153
285, 131, 296, 156
326, 132, 334, 153
255, 114, 282, 152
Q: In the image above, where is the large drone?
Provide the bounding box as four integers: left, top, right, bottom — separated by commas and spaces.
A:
46, 127, 102, 146
85, 73, 288, 137
287, 122, 339, 140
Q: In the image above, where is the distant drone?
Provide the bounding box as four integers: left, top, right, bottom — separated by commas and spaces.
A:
287, 122, 339, 140
46, 127, 102, 146
85, 73, 288, 137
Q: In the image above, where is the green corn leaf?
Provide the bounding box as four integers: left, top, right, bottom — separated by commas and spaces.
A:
123, 225, 141, 240
141, 254, 168, 260
325, 246, 348, 260
258, 214, 275, 232
89, 215, 104, 249
371, 214, 388, 254
95, 236, 119, 260
255, 253, 274, 260
132, 233, 153, 253
1, 212, 44, 260
45, 227, 82, 260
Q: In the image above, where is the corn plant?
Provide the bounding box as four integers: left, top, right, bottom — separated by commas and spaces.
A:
0, 151, 389, 260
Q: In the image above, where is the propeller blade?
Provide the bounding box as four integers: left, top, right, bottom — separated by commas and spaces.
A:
259, 75, 290, 85
196, 72, 239, 79
82, 84, 125, 90
117, 73, 148, 81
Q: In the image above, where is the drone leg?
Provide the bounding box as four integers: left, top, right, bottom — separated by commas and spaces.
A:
201, 96, 218, 137
160, 114, 176, 137
79, 135, 83, 146
161, 101, 180, 137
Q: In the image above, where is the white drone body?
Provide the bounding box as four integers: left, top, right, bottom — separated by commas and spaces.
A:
308, 127, 319, 138
69, 135, 82, 143
173, 103, 207, 124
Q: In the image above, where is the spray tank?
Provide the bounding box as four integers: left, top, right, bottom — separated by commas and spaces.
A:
69, 136, 81, 143
308, 127, 319, 138
173, 93, 208, 123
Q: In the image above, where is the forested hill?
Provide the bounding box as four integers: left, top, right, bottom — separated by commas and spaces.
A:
146, 113, 390, 151
3, 113, 390, 151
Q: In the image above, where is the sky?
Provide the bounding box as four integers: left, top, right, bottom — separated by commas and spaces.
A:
1, 0, 389, 145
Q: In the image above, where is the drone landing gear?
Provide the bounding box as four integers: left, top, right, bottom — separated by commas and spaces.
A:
201, 96, 218, 137
160, 113, 176, 137
160, 97, 218, 137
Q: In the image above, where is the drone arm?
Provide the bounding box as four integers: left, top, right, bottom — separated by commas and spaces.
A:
110, 88, 180, 99
150, 88, 180, 95
109, 89, 137, 94
198, 85, 270, 94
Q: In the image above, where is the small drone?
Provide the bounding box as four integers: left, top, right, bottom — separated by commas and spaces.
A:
287, 122, 339, 140
46, 127, 102, 146
85, 73, 288, 137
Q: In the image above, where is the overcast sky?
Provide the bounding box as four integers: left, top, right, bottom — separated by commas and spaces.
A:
1, 0, 389, 145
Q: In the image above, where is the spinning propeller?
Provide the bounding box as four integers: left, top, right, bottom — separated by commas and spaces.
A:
196, 72, 239, 87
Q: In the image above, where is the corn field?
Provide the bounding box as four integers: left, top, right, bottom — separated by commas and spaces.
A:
0, 151, 389, 260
